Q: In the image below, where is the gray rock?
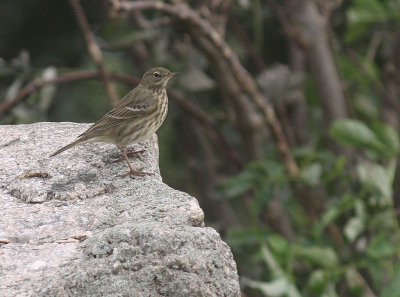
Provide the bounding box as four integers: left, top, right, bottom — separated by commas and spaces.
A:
0, 122, 240, 297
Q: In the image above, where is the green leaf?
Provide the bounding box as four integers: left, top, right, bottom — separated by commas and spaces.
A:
330, 119, 379, 147
242, 277, 302, 297
261, 243, 285, 278
348, 0, 387, 24
329, 119, 387, 155
220, 172, 255, 199
345, 268, 364, 295
219, 174, 254, 199
366, 234, 394, 259
250, 243, 303, 297
301, 163, 322, 186
356, 161, 394, 204
338, 54, 380, 90
344, 199, 366, 242
352, 93, 380, 120
315, 195, 355, 235
322, 155, 346, 184
293, 245, 338, 268
253, 183, 273, 209
382, 263, 400, 297
267, 234, 290, 256
346, 0, 388, 42
226, 228, 259, 248
344, 217, 364, 242
372, 122, 400, 157
306, 270, 327, 294
220, 160, 288, 200
307, 270, 340, 297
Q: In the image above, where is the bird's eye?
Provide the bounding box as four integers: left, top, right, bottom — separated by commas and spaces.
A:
153, 72, 161, 79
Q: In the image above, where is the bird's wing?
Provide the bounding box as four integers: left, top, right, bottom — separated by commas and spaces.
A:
83, 104, 151, 135
80, 88, 155, 136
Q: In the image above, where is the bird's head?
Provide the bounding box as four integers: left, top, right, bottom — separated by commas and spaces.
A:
140, 67, 178, 90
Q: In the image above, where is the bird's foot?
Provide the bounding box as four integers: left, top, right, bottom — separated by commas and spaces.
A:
113, 149, 146, 163
119, 169, 153, 178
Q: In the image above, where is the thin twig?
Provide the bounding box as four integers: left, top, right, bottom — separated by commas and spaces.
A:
69, 0, 119, 105
228, 18, 266, 72
113, 0, 299, 177
171, 91, 243, 169
344, 49, 393, 108
266, 0, 307, 49
190, 32, 264, 160
0, 70, 98, 114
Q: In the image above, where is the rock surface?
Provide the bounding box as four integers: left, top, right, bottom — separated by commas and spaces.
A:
0, 122, 240, 297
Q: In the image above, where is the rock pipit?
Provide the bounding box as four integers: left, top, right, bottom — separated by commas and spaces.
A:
51, 67, 177, 177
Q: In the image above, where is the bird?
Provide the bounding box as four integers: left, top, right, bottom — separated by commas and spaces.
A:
50, 67, 177, 177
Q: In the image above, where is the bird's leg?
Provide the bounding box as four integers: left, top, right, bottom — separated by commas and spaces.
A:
113, 147, 145, 163
116, 145, 152, 178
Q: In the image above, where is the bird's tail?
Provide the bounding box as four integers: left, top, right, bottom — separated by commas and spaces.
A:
50, 137, 86, 157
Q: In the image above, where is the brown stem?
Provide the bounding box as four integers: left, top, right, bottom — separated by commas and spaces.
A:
269, 0, 309, 146
267, 0, 307, 50
0, 70, 98, 114
381, 35, 400, 223
69, 0, 119, 105
270, 0, 346, 245
171, 92, 243, 169
284, 0, 350, 158
190, 31, 264, 161
178, 114, 240, 228
228, 18, 266, 73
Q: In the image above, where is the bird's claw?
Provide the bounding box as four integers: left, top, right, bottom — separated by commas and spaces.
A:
113, 149, 146, 163
119, 170, 153, 178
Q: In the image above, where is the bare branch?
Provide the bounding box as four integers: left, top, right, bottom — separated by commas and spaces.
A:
69, 0, 119, 105
0, 70, 98, 114
267, 0, 307, 49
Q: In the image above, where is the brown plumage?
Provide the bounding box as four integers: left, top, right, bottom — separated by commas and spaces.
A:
51, 67, 177, 177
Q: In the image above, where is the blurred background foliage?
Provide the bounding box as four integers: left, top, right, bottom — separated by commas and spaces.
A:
1, 0, 400, 296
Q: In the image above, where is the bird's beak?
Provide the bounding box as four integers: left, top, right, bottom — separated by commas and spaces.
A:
167, 72, 178, 77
